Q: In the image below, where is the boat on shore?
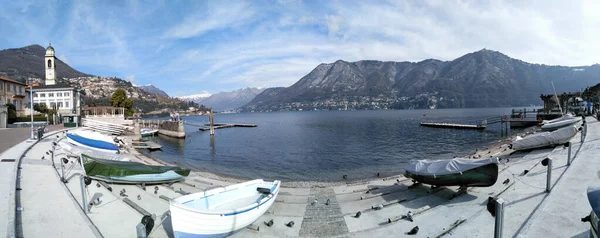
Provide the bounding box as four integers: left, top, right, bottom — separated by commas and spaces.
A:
541, 116, 582, 131
66, 130, 120, 154
170, 179, 281, 238
510, 125, 579, 151
79, 153, 191, 184
140, 128, 158, 137
403, 157, 499, 187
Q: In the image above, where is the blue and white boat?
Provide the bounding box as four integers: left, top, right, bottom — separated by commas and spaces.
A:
140, 128, 159, 137
66, 130, 120, 154
170, 179, 281, 238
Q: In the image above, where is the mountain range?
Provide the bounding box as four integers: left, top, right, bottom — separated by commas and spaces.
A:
138, 84, 169, 97
0, 45, 202, 115
242, 49, 600, 112
179, 88, 265, 112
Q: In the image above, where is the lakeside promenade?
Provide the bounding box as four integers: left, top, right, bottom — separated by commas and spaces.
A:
0, 119, 597, 237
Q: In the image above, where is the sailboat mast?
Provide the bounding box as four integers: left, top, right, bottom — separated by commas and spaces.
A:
551, 81, 563, 114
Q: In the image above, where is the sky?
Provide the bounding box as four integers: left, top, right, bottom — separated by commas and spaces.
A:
1, 0, 599, 97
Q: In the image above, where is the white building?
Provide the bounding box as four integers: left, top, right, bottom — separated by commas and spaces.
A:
25, 44, 85, 125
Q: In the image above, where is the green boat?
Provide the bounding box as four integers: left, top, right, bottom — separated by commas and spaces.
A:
80, 154, 191, 184
404, 157, 499, 187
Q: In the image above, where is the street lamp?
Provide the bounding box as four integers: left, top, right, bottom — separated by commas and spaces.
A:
27, 80, 38, 140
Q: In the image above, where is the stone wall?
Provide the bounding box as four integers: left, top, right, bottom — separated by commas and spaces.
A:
158, 121, 185, 138
0, 106, 6, 128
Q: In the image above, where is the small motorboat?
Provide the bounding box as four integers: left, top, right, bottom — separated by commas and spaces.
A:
170, 179, 281, 237
67, 130, 120, 154
79, 153, 191, 184
404, 157, 499, 187
540, 116, 582, 131
510, 125, 578, 151
140, 128, 159, 137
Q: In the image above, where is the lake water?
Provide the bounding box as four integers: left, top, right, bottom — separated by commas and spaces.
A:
142, 108, 521, 181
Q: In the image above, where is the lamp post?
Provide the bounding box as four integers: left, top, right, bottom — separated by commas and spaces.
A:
28, 80, 34, 140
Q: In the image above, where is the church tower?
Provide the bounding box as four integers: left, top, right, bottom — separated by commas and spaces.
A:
45, 43, 56, 85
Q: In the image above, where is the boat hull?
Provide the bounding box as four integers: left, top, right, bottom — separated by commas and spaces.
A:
66, 133, 119, 154
80, 154, 190, 184
141, 129, 158, 137
541, 117, 582, 131
511, 126, 578, 151
170, 180, 280, 238
404, 163, 499, 187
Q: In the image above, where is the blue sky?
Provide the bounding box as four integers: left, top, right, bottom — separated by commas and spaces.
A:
1, 0, 599, 97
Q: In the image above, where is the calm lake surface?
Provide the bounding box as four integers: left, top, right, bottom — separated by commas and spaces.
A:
142, 108, 522, 181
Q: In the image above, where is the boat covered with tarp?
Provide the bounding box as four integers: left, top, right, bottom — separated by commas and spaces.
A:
404, 157, 499, 187
170, 179, 280, 238
510, 125, 578, 151
80, 153, 191, 184
540, 116, 582, 131
57, 141, 130, 161
66, 130, 120, 154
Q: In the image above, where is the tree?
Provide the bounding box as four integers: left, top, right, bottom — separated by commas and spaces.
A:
5, 103, 16, 124
110, 88, 135, 117
34, 103, 48, 114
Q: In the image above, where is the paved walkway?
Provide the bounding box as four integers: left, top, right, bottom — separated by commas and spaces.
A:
0, 125, 64, 154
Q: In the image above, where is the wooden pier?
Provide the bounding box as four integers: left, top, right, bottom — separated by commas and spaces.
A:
420, 122, 486, 130
198, 123, 257, 131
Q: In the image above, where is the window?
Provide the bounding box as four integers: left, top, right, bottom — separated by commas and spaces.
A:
50, 102, 56, 109
18, 101, 22, 110
57, 102, 63, 108
48, 93, 54, 97
65, 101, 69, 108
13, 85, 16, 93
0, 83, 2, 90
40, 93, 45, 98
57, 93, 62, 97
47, 59, 52, 68
64, 92, 70, 97
33, 93, 37, 98
19, 87, 22, 95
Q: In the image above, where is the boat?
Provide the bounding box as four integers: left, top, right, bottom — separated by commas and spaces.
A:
540, 116, 582, 131
79, 153, 191, 184
509, 125, 579, 151
540, 113, 575, 125
170, 179, 281, 237
403, 157, 499, 187
57, 141, 130, 161
66, 130, 120, 154
140, 128, 159, 137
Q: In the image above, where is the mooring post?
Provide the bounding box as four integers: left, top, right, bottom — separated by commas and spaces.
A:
494, 198, 505, 238
545, 158, 553, 193
209, 109, 215, 136
566, 142, 572, 166
80, 175, 88, 213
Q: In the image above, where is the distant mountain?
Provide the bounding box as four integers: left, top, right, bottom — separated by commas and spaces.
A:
242, 49, 600, 112
138, 84, 169, 97
178, 92, 212, 103
0, 44, 90, 82
197, 87, 266, 111
0, 44, 204, 115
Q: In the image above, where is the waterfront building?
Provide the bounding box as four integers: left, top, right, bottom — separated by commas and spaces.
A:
25, 44, 85, 125
0, 76, 27, 116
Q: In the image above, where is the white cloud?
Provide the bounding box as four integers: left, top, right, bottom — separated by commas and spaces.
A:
163, 1, 256, 39
57, 54, 70, 65
125, 75, 136, 85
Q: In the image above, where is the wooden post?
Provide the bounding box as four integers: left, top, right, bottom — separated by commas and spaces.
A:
209, 109, 215, 135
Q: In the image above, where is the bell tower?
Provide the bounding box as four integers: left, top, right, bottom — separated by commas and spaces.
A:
45, 43, 56, 85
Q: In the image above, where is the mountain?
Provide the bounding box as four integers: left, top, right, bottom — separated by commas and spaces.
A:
138, 84, 169, 97
178, 92, 212, 103
0, 44, 89, 82
242, 49, 600, 112
194, 87, 266, 112
0, 45, 205, 116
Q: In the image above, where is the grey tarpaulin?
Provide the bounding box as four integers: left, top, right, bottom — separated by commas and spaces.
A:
404, 157, 499, 176
511, 125, 578, 151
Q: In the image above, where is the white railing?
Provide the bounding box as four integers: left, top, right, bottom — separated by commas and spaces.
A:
81, 118, 130, 135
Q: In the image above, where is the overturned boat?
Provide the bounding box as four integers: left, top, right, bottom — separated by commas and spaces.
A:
170, 179, 281, 238
510, 125, 578, 151
66, 130, 120, 154
540, 116, 582, 131
404, 157, 499, 187
79, 153, 190, 184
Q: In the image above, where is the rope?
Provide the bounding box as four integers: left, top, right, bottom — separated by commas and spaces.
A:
505, 168, 547, 190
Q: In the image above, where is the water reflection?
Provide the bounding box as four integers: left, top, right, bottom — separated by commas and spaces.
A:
210, 135, 216, 158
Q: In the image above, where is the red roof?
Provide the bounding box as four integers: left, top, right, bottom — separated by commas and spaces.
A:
0, 76, 27, 85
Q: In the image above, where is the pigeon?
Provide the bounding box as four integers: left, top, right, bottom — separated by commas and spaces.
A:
406, 226, 419, 235
372, 204, 383, 210
376, 173, 380, 178
354, 211, 362, 218
503, 178, 510, 185
582, 215, 591, 223
137, 195, 142, 200
286, 221, 295, 227
325, 198, 330, 206
264, 219, 274, 227
406, 211, 413, 222
311, 199, 318, 206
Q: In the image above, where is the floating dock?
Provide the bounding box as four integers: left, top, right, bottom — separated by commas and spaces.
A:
420, 122, 486, 130
130, 140, 162, 150
199, 123, 257, 131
